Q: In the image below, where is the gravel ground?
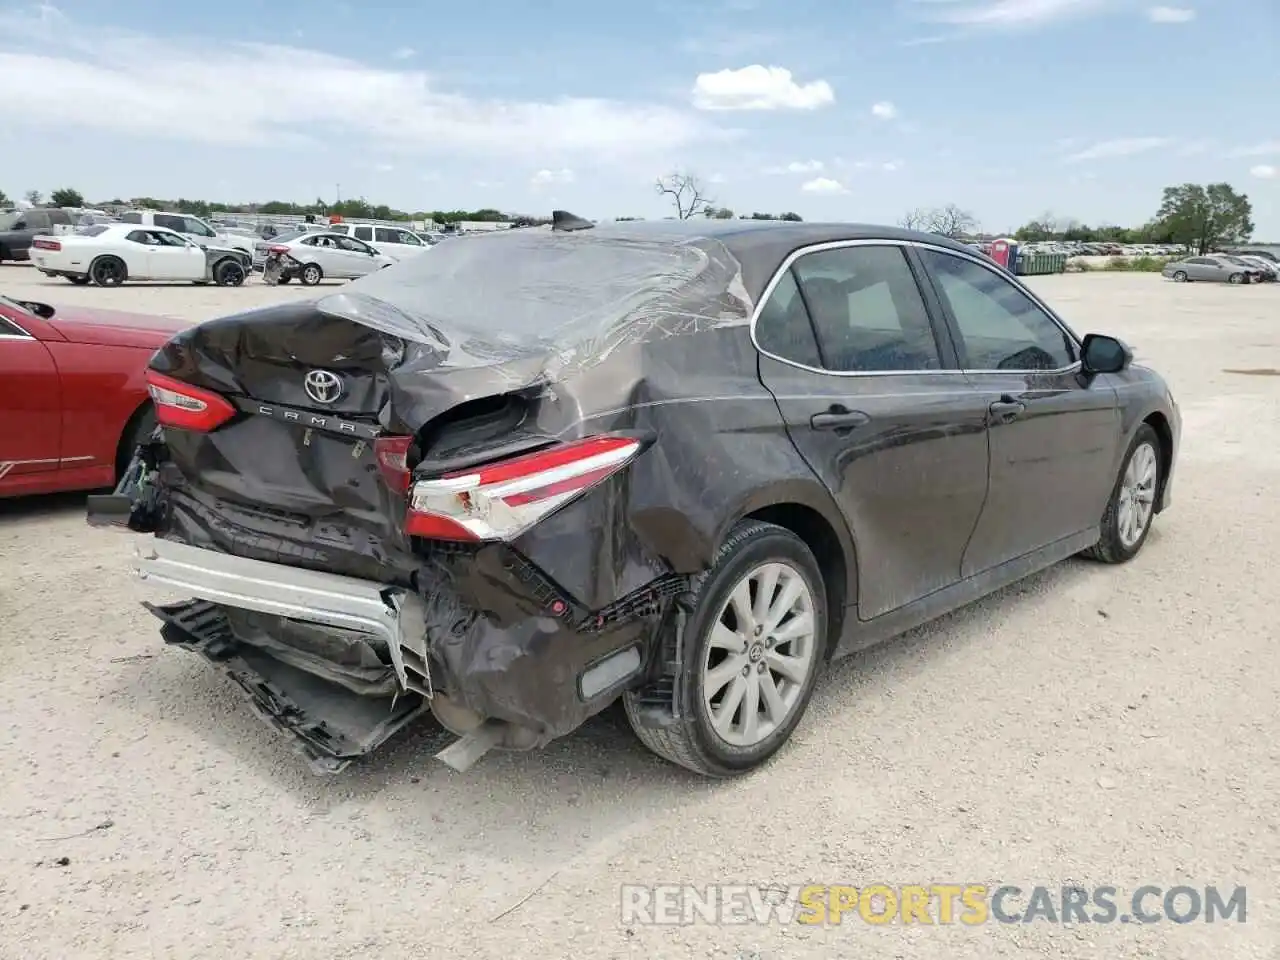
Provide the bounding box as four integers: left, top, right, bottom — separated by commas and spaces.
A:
1, 266, 1278, 960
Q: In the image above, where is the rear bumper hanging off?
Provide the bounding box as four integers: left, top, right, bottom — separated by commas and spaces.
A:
134, 537, 434, 699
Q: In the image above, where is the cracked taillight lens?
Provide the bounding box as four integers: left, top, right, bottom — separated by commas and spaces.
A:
404, 435, 642, 541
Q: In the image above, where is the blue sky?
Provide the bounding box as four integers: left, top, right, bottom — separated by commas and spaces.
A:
1, 0, 1276, 235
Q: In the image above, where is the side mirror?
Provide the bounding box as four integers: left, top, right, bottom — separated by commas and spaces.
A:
1080, 333, 1131, 375
17, 300, 55, 319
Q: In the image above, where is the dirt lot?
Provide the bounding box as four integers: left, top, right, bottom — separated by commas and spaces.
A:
1, 267, 1278, 959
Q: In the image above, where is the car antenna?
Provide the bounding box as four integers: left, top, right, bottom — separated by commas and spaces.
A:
551, 210, 594, 232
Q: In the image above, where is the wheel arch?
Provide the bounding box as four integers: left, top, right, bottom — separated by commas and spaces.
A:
717, 480, 858, 661
1141, 410, 1173, 514
114, 399, 154, 479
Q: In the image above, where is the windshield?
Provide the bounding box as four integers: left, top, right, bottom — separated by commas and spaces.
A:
267, 229, 306, 244
316, 225, 744, 356
0, 212, 23, 230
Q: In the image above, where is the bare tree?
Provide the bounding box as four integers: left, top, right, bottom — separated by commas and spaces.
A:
924, 203, 978, 238
655, 172, 713, 220
24, 189, 42, 206
898, 207, 929, 231
900, 204, 979, 238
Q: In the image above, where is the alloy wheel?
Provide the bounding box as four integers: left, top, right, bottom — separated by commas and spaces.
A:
1117, 441, 1158, 549
702, 561, 817, 747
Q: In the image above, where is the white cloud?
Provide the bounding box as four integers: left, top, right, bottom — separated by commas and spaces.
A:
391, 46, 416, 59
1146, 5, 1195, 22
0, 6, 712, 161
691, 65, 834, 111
1228, 141, 1280, 158
801, 177, 848, 194
708, 172, 727, 184
916, 0, 1112, 28
882, 160, 901, 172
871, 101, 897, 119
770, 160, 824, 174
1251, 165, 1278, 180
1063, 137, 1172, 162
530, 168, 575, 186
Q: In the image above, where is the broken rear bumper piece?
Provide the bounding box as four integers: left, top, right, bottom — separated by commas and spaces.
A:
132, 538, 679, 774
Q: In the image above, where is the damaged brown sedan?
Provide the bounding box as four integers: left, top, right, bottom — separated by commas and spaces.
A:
89, 212, 1180, 776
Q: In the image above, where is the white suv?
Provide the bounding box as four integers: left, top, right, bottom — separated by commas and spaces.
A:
118, 211, 254, 257
326, 223, 430, 260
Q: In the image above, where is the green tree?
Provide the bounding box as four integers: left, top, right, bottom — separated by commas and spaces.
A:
49, 187, 85, 207
24, 189, 42, 206
704, 206, 735, 219
0, 187, 9, 207
778, 211, 803, 221
1154, 183, 1253, 255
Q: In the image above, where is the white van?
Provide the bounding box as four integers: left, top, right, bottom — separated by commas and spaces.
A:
118, 211, 255, 257
326, 223, 430, 260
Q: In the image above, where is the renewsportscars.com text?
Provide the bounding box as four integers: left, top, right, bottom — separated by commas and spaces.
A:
620, 884, 1247, 927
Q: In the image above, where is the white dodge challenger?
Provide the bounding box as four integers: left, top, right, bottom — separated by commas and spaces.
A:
31, 224, 253, 287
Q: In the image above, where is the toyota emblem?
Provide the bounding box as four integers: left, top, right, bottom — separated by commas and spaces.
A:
304, 369, 344, 404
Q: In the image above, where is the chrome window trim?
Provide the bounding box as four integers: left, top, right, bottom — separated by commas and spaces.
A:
0, 314, 35, 339
748, 237, 1083, 378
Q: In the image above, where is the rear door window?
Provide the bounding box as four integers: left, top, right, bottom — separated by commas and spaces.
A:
119, 212, 143, 224
790, 245, 944, 373
154, 214, 186, 232
25, 211, 51, 231
374, 227, 399, 243
353, 226, 373, 242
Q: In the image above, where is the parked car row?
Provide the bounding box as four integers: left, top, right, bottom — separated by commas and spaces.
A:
1161, 253, 1277, 284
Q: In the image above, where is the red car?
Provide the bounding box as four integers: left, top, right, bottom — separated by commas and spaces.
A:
0, 294, 187, 497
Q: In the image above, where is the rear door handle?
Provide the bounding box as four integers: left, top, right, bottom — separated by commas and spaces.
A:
989, 394, 1026, 423
810, 406, 870, 432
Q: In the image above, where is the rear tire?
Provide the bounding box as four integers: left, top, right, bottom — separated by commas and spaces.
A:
90, 256, 126, 287
300, 263, 323, 286
1229, 272, 1245, 284
1081, 423, 1161, 564
68, 275, 90, 285
276, 275, 291, 285
623, 520, 827, 777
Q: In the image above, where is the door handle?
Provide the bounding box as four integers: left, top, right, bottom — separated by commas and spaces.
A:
810, 406, 870, 432
988, 394, 1026, 423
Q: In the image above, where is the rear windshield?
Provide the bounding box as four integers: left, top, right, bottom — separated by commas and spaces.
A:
267, 230, 306, 244
324, 228, 718, 346
77, 225, 110, 237
0, 212, 22, 230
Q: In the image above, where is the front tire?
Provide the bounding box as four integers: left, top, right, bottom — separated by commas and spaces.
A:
1229, 272, 1245, 284
214, 259, 246, 287
623, 520, 827, 777
1082, 424, 1161, 564
300, 263, 323, 286
1172, 270, 1187, 282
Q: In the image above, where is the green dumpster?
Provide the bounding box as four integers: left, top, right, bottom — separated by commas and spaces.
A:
1015, 253, 1068, 276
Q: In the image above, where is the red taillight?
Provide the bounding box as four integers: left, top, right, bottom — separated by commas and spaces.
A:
268, 245, 289, 255
373, 435, 413, 493
404, 435, 642, 542
33, 238, 61, 251
144, 370, 237, 433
